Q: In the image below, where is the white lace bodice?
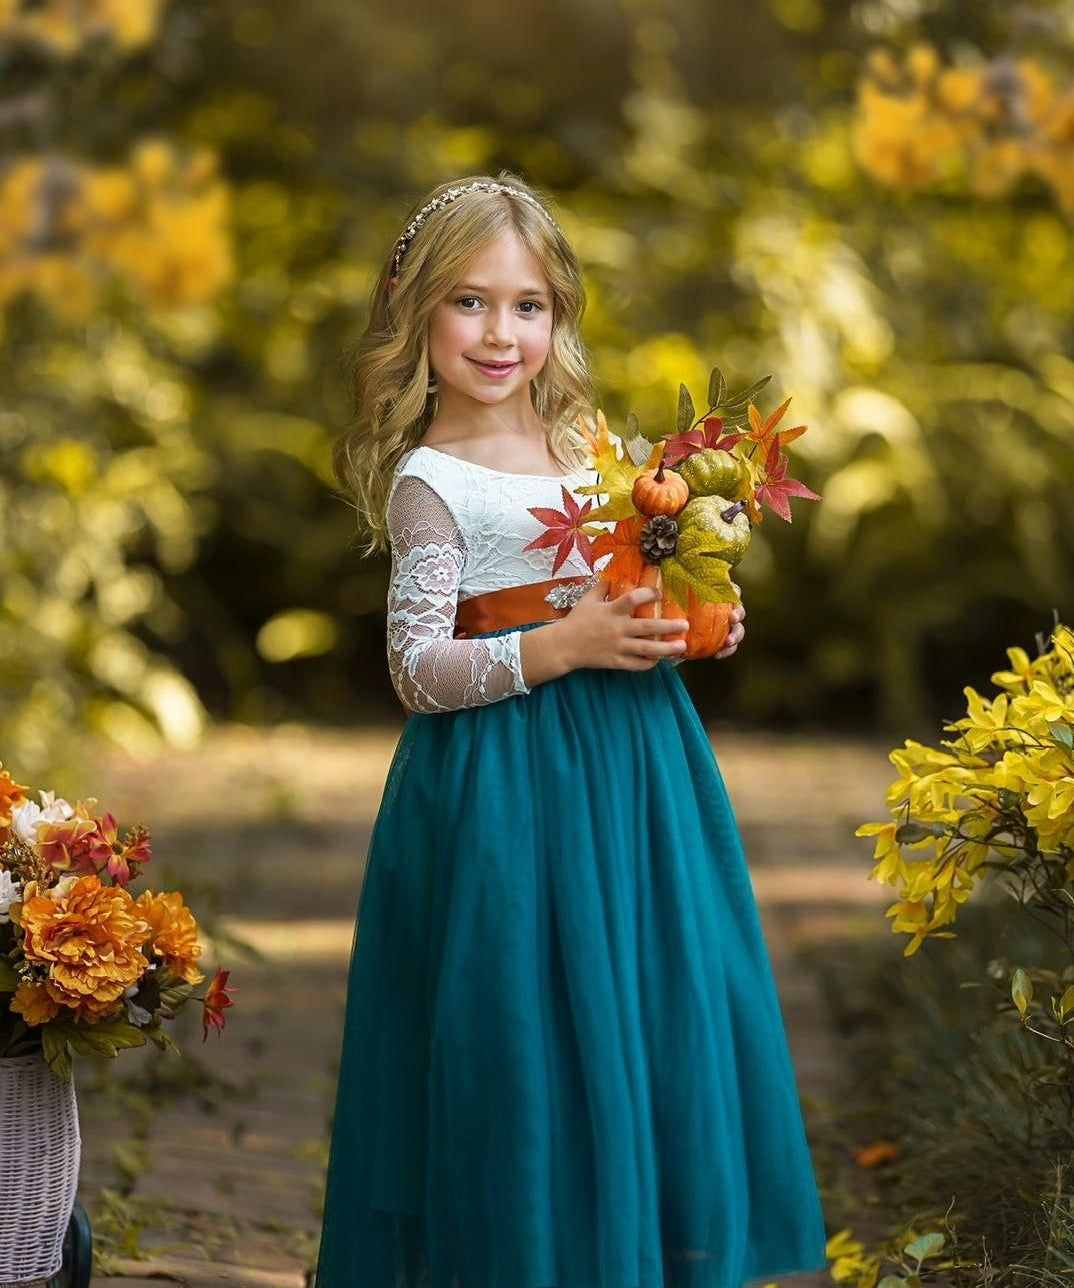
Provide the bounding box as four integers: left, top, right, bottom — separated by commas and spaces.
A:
393, 446, 604, 595
384, 444, 678, 716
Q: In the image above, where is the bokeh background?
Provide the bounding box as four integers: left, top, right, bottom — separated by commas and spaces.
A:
6, 0, 1074, 776
3, 1, 1074, 1284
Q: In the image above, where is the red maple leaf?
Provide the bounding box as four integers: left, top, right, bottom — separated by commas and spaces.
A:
662, 416, 744, 469
525, 484, 598, 574
756, 435, 821, 522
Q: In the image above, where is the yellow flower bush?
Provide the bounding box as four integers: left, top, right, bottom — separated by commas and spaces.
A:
0, 141, 233, 321
0, 0, 164, 55
839, 623, 1071, 1277
855, 45, 1074, 214
857, 622, 1074, 957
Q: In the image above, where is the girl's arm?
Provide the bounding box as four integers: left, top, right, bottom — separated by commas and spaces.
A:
385, 473, 534, 714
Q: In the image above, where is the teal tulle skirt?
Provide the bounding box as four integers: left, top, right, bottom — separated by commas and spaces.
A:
314, 621, 829, 1288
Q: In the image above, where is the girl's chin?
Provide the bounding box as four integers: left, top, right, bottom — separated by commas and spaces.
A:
437, 382, 523, 403
448, 365, 527, 391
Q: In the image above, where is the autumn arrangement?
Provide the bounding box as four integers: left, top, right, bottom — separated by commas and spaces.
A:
0, 760, 235, 1081
526, 366, 822, 659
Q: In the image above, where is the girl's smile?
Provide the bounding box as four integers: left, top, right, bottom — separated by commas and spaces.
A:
467, 357, 521, 378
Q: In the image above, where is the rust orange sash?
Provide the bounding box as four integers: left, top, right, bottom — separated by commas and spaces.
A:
398, 576, 594, 719
453, 575, 592, 638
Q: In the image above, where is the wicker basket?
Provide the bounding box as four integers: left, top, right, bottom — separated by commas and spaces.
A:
0, 1054, 81, 1286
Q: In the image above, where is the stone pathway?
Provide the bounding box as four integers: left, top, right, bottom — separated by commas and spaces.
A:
59, 722, 899, 1286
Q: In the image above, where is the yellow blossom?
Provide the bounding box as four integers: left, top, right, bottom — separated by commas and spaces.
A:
10, 980, 61, 1027
1026, 679, 1071, 724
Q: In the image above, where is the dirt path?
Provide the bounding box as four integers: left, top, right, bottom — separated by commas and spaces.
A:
65, 722, 898, 1287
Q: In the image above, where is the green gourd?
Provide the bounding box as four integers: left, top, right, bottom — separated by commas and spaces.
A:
676, 494, 752, 566
676, 449, 751, 502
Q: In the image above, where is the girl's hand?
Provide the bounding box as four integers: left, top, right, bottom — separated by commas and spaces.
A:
558, 582, 689, 672
711, 581, 745, 660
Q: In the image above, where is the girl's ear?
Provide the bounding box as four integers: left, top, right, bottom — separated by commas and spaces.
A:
387, 275, 399, 297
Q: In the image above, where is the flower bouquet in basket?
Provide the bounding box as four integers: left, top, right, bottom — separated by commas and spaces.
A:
0, 760, 235, 1081
528, 366, 822, 659
0, 761, 236, 1284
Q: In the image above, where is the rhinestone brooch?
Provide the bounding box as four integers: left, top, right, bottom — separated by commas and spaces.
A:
544, 574, 600, 610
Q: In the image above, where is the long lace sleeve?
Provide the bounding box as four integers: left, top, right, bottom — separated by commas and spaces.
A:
385, 473, 532, 715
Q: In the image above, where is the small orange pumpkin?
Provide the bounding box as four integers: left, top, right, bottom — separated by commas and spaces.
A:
611, 563, 735, 659
632, 459, 690, 518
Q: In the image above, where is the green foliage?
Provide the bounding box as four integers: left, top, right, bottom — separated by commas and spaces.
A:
807, 894, 1074, 1286
41, 1016, 150, 1081
89, 1189, 164, 1268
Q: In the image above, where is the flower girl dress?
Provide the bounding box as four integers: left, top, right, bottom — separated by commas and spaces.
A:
313, 444, 829, 1288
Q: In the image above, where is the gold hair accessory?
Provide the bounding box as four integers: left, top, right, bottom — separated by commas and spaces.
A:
391, 180, 560, 278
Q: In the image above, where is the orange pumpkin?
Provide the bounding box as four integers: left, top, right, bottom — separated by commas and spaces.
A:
631, 460, 690, 518
608, 563, 735, 660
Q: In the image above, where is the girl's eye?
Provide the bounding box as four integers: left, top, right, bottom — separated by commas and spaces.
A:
454, 297, 542, 314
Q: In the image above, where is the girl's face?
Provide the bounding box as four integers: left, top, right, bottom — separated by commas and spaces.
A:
426, 231, 554, 412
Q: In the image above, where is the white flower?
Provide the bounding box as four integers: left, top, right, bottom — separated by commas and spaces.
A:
37, 790, 73, 817
43, 874, 80, 902
0, 868, 21, 924
10, 792, 74, 846
123, 981, 153, 1026
125, 998, 153, 1026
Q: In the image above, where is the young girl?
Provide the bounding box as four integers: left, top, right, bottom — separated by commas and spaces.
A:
314, 173, 829, 1288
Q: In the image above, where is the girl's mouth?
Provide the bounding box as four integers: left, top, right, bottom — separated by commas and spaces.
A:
468, 358, 520, 378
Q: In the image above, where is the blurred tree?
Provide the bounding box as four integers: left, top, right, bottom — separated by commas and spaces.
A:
3, 0, 1074, 778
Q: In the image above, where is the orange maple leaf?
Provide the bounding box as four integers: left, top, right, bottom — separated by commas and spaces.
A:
576, 411, 601, 458
591, 515, 647, 586
745, 397, 808, 456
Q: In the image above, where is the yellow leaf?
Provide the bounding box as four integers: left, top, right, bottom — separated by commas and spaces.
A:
575, 412, 664, 522
661, 536, 741, 608
1011, 967, 1032, 1016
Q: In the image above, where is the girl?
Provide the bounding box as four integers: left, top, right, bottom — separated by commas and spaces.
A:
314, 173, 829, 1288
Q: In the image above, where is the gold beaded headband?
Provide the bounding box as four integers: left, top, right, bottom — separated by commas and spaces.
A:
390, 180, 561, 278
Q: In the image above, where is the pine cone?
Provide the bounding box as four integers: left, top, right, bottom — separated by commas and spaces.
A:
639, 514, 679, 564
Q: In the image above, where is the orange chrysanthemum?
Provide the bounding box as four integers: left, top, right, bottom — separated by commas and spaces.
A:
0, 760, 29, 828
134, 889, 205, 985
10, 980, 62, 1027
18, 873, 152, 1022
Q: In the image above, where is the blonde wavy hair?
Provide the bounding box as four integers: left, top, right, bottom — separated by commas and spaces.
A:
333, 170, 598, 559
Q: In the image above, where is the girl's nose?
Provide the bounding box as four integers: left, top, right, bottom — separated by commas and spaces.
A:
485, 311, 516, 344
